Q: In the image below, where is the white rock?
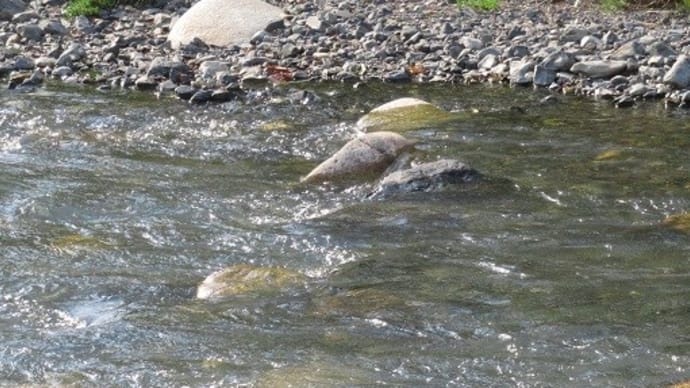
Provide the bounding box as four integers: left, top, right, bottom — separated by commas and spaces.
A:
663, 54, 690, 89
168, 0, 283, 49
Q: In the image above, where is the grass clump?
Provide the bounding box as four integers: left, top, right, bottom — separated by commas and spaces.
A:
456, 0, 500, 11
65, 0, 115, 17
602, 0, 690, 10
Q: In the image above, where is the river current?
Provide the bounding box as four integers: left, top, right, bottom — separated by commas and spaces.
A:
0, 83, 688, 386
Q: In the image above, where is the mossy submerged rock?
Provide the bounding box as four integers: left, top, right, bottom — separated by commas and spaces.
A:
356, 97, 452, 132
256, 360, 377, 387
196, 264, 305, 300
662, 212, 690, 234
300, 131, 415, 184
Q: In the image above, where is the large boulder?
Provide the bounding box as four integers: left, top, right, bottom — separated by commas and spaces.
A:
0, 0, 25, 21
197, 264, 305, 300
301, 131, 416, 184
168, 0, 283, 49
368, 159, 479, 198
356, 97, 452, 132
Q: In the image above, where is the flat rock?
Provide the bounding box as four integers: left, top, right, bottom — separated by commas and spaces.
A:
301, 131, 416, 184
168, 0, 283, 49
368, 159, 479, 198
570, 60, 627, 79
197, 264, 305, 299
356, 97, 451, 132
663, 55, 690, 89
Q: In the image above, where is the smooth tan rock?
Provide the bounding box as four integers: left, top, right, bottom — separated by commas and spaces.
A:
168, 0, 282, 49
356, 97, 452, 132
300, 131, 415, 184
196, 264, 305, 299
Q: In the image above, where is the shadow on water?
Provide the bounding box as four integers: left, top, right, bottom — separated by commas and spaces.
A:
0, 82, 688, 386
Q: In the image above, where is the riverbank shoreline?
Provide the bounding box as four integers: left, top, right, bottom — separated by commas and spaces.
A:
3, 0, 690, 108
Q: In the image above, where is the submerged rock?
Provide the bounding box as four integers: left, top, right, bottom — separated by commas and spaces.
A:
168, 0, 283, 49
356, 97, 452, 132
368, 159, 480, 198
196, 264, 305, 300
301, 131, 415, 184
661, 212, 690, 234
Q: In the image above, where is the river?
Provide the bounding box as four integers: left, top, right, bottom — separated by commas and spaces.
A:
1, 82, 688, 386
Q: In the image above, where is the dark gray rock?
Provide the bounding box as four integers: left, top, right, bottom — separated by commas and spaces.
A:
14, 56, 34, 70
540, 51, 575, 72
174, 85, 196, 100
135, 76, 157, 90
16, 23, 43, 41
0, 0, 25, 21
649, 42, 676, 58
533, 64, 556, 86
56, 43, 86, 67
385, 69, 410, 82
663, 55, 690, 89
189, 89, 212, 104
368, 159, 479, 198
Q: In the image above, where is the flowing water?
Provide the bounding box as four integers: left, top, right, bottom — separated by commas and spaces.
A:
0, 82, 688, 387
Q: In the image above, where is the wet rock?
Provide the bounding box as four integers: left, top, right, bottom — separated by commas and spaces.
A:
570, 60, 627, 79
189, 89, 213, 104
539, 51, 575, 72
301, 131, 416, 184
14, 56, 34, 70
134, 76, 157, 91
196, 264, 305, 299
368, 159, 479, 198
0, 0, 25, 21
168, 0, 283, 49
356, 97, 451, 132
663, 55, 690, 89
661, 212, 690, 234
174, 85, 196, 100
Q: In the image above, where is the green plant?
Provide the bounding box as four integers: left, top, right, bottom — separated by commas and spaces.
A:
601, 0, 627, 10
456, 0, 500, 11
65, 0, 115, 17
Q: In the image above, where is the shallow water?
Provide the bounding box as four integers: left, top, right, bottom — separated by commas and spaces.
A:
0, 82, 688, 386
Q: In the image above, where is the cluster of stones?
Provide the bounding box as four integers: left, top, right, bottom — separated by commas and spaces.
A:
4, 0, 690, 107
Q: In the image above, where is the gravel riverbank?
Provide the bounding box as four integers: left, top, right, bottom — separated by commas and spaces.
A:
3, 0, 690, 107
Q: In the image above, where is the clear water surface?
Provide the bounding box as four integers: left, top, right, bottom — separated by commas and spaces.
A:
0, 82, 688, 387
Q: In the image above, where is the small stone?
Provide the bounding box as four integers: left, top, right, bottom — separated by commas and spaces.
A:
509, 59, 534, 85
306, 15, 324, 31
663, 55, 690, 89
627, 82, 651, 97
189, 89, 212, 104
16, 23, 44, 41
570, 60, 628, 78
14, 56, 34, 70
174, 85, 196, 100
560, 27, 589, 43
52, 66, 73, 78
56, 43, 86, 67
135, 76, 157, 90
39, 19, 68, 35
533, 64, 556, 86
540, 51, 575, 72
460, 36, 483, 50
385, 69, 410, 82
610, 40, 646, 59
649, 42, 676, 58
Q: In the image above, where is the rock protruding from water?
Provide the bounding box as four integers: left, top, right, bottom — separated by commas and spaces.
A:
168, 0, 283, 49
301, 131, 416, 184
356, 97, 451, 132
368, 159, 479, 198
196, 264, 305, 300
663, 55, 690, 89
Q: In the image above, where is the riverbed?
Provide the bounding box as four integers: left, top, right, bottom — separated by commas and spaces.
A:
1, 83, 688, 386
